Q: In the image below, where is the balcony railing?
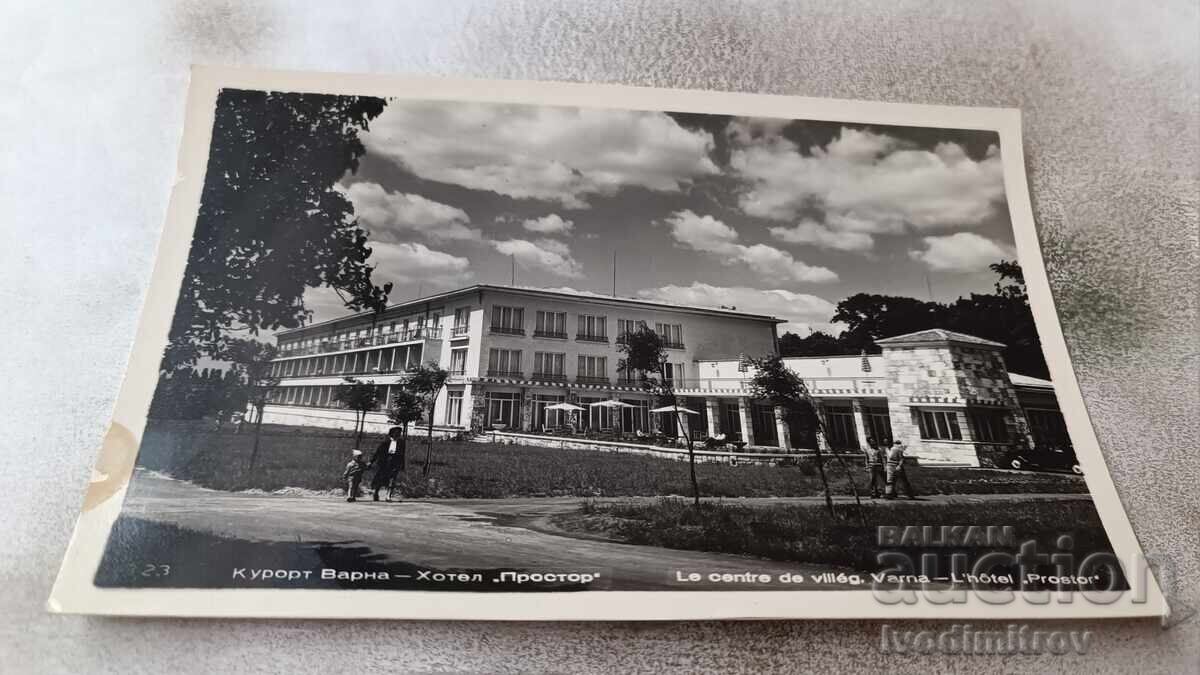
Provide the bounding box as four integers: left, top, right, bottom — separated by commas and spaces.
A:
662, 341, 686, 350
489, 326, 525, 336
532, 330, 568, 339
486, 369, 524, 378
576, 334, 608, 343
451, 324, 470, 337
575, 375, 610, 385
531, 372, 568, 382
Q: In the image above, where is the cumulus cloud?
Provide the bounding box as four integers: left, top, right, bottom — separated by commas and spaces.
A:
909, 232, 1015, 272
522, 213, 575, 235
728, 122, 1006, 238
362, 101, 720, 208
368, 241, 474, 284
768, 219, 875, 252
343, 182, 481, 241
637, 282, 838, 335
661, 210, 837, 283
492, 238, 583, 278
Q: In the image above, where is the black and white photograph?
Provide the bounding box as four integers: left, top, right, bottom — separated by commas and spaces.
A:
49, 70, 1165, 620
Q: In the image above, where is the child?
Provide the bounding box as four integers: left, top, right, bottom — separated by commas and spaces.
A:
342, 450, 368, 502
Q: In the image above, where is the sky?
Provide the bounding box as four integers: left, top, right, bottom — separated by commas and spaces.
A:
301, 99, 1018, 336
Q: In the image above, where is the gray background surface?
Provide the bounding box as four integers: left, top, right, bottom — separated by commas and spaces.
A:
1, 1, 1197, 673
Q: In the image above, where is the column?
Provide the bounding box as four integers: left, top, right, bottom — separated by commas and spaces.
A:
773, 406, 791, 451
737, 398, 754, 446
705, 398, 720, 437
850, 399, 870, 448
520, 388, 533, 432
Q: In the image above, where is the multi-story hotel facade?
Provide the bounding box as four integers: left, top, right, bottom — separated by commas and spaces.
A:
259, 286, 1070, 467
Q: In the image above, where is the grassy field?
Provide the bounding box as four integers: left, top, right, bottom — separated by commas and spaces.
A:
554, 498, 1121, 580
136, 420, 1088, 498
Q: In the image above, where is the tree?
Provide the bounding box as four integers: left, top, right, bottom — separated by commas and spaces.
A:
406, 363, 449, 477
618, 326, 701, 507
225, 338, 280, 471
162, 89, 392, 373
385, 390, 424, 475
334, 378, 380, 449
778, 330, 857, 357
746, 355, 839, 517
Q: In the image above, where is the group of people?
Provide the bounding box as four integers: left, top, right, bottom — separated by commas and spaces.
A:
341, 426, 407, 502
863, 436, 917, 500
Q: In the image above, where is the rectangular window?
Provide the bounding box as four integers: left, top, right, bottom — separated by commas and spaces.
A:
577, 355, 608, 383
655, 322, 684, 349
863, 407, 893, 446
824, 406, 860, 450
485, 392, 520, 429
449, 348, 468, 376
445, 390, 464, 426
490, 306, 525, 335
577, 314, 607, 342
532, 393, 567, 431
452, 308, 470, 336
487, 348, 523, 377
969, 410, 1010, 443
532, 352, 566, 380
663, 362, 686, 383
918, 409, 963, 441
1026, 409, 1072, 450
534, 311, 568, 338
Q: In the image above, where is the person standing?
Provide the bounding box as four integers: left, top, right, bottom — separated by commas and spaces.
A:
370, 426, 406, 502
884, 439, 917, 500
864, 436, 887, 498
342, 450, 368, 502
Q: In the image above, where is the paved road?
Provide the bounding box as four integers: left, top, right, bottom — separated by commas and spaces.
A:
120, 472, 860, 590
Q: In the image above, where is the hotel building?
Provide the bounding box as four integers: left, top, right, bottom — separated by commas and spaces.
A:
260, 286, 1069, 467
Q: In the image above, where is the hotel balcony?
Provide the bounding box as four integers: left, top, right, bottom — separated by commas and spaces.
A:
575, 375, 610, 385
532, 330, 569, 339
489, 326, 526, 336
450, 324, 470, 338
531, 372, 568, 382
486, 369, 525, 378
662, 341, 686, 350
575, 333, 608, 343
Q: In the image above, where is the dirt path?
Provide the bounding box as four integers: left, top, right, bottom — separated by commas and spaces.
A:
120, 471, 865, 590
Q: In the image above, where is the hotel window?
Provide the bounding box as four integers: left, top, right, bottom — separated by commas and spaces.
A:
863, 406, 893, 446
445, 390, 464, 426
485, 392, 520, 429
490, 305, 525, 335
969, 410, 1010, 443
533, 352, 566, 379
487, 348, 523, 377
1026, 409, 1072, 450
655, 322, 684, 349
534, 310, 568, 338
532, 393, 567, 430
616, 318, 646, 343
577, 355, 608, 383
452, 308, 470, 336
917, 409, 963, 441
823, 406, 860, 450
449, 348, 468, 375
577, 314, 607, 342
663, 362, 686, 383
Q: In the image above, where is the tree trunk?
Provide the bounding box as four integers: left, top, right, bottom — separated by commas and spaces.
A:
812, 444, 835, 518
422, 406, 435, 477
830, 447, 867, 526
354, 410, 364, 449
247, 403, 265, 473
679, 410, 700, 507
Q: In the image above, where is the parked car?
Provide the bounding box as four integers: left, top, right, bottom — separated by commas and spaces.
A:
1003, 445, 1082, 474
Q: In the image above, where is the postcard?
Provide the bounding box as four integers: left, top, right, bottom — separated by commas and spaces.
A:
49, 66, 1167, 620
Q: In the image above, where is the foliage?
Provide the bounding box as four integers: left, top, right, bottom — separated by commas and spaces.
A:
386, 390, 424, 430
561, 498, 1114, 573
778, 261, 1047, 378
147, 367, 242, 420
405, 363, 450, 477
225, 337, 280, 471
618, 325, 701, 506
333, 378, 379, 448
162, 89, 391, 372
137, 420, 1089, 496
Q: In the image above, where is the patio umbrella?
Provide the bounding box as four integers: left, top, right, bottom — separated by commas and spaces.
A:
588, 399, 633, 408
545, 402, 585, 411
650, 405, 700, 415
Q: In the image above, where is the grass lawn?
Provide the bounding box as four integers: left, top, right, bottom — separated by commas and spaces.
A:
136, 420, 1089, 498
554, 498, 1122, 583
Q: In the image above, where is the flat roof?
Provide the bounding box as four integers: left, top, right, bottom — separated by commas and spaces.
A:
277, 284, 784, 337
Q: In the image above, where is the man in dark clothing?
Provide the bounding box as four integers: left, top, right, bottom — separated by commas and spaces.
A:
370, 426, 407, 502
864, 436, 887, 498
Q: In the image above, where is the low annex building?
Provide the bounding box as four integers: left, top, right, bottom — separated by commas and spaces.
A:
258, 286, 1070, 467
